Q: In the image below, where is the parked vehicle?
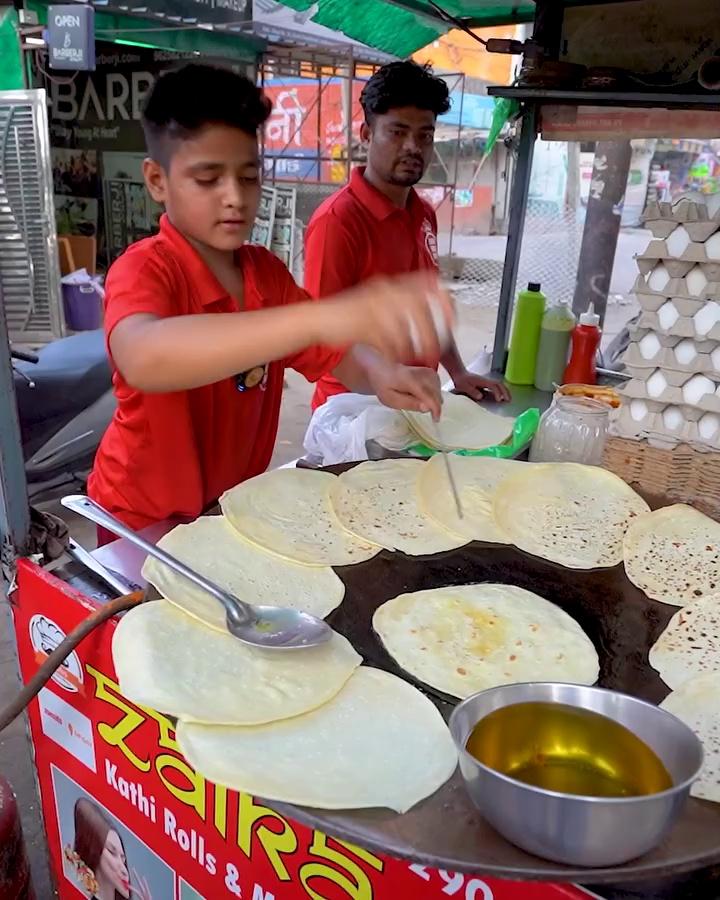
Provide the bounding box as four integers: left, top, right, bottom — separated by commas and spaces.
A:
13, 330, 115, 501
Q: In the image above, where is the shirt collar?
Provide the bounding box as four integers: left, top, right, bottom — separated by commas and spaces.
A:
158, 214, 231, 307
349, 166, 426, 224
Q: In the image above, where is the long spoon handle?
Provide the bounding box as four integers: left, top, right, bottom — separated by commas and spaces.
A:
61, 496, 255, 627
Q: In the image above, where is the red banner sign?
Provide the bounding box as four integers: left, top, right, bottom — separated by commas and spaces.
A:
12, 560, 597, 900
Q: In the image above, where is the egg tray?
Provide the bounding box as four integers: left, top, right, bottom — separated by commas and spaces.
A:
619, 372, 720, 414
637, 306, 720, 342
643, 198, 720, 236
611, 404, 720, 453
268, 465, 720, 887
622, 341, 719, 376
632, 273, 720, 303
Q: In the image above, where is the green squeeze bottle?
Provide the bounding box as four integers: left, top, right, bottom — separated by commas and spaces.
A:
505, 282, 546, 385
534, 302, 577, 392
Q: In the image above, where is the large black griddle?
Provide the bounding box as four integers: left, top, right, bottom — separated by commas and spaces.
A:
266, 468, 720, 887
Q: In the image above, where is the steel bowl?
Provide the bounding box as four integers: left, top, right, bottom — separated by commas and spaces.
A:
449, 682, 704, 868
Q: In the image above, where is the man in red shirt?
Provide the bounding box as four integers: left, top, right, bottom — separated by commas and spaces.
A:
88, 64, 452, 538
305, 61, 510, 411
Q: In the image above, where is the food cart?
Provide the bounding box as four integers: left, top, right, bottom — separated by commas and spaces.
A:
2, 2, 720, 899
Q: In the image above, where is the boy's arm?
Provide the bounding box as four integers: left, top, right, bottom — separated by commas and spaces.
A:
333, 346, 441, 415
110, 273, 451, 399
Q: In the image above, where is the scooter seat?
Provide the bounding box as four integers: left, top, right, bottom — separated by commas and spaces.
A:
15, 330, 112, 429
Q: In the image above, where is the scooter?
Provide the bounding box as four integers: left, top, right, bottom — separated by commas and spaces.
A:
13, 330, 115, 502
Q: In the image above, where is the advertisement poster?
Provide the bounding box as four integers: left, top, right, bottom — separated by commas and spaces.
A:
102, 152, 163, 263
52, 148, 101, 240
251, 186, 277, 250
14, 562, 597, 900
270, 186, 297, 269
262, 77, 364, 183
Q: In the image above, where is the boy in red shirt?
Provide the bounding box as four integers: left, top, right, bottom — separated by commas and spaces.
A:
88, 64, 451, 535
305, 61, 509, 410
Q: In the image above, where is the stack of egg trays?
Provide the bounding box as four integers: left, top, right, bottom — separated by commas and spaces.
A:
613, 199, 720, 450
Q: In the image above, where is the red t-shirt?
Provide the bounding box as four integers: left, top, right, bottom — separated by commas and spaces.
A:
305, 167, 440, 410
88, 215, 341, 530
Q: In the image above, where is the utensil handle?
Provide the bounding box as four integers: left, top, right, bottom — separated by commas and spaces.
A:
61, 496, 255, 627
67, 538, 136, 597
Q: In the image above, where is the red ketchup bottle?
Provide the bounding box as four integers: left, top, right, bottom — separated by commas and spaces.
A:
563, 303, 601, 385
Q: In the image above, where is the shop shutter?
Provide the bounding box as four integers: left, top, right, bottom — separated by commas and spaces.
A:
0, 89, 64, 344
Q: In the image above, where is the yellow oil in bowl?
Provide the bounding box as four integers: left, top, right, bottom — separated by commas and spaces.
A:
466, 701, 673, 798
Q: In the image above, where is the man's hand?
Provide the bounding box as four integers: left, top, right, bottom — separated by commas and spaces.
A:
452, 370, 511, 403
370, 362, 442, 420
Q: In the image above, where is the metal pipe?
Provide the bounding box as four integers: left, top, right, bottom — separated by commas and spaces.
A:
491, 104, 538, 373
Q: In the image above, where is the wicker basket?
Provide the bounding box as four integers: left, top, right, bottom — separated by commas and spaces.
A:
603, 436, 720, 518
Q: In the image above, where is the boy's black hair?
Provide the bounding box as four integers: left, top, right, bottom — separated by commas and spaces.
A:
142, 63, 272, 166
360, 61, 451, 125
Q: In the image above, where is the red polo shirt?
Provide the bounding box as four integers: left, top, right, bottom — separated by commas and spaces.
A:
88, 215, 341, 530
305, 166, 439, 410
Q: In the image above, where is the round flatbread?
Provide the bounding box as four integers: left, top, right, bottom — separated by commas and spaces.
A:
220, 468, 379, 566
372, 584, 599, 699
417, 455, 524, 543
624, 504, 720, 606
113, 600, 361, 725
493, 462, 649, 569
650, 596, 720, 689
660, 672, 720, 803
330, 459, 467, 555
142, 516, 345, 630
404, 393, 513, 451
176, 667, 458, 813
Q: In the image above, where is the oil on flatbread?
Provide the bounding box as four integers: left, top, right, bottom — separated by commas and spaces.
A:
373, 584, 599, 699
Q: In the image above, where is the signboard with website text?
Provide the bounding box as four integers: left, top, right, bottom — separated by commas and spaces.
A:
14, 560, 598, 900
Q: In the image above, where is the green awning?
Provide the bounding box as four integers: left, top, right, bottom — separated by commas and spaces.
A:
275, 1, 615, 58
275, 0, 536, 57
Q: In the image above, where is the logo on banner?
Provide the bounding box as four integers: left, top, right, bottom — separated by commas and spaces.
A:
39, 688, 96, 772
422, 218, 439, 266
29, 614, 84, 692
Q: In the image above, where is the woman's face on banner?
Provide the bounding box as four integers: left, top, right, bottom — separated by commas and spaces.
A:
98, 829, 130, 898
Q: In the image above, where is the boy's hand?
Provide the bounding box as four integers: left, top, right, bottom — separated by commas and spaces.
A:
320, 273, 455, 367
369, 362, 442, 420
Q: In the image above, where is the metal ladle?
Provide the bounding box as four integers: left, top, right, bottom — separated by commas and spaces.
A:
61, 496, 333, 650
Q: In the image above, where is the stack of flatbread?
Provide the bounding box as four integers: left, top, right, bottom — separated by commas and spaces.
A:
404, 392, 514, 451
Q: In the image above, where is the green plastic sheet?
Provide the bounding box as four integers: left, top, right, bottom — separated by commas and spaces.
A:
275, 1, 609, 58
0, 8, 24, 91
408, 406, 540, 459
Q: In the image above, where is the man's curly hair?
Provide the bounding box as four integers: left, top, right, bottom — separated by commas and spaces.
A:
360, 61, 451, 125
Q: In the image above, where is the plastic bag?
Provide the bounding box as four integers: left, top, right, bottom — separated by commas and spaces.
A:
407, 407, 541, 459
303, 393, 413, 466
